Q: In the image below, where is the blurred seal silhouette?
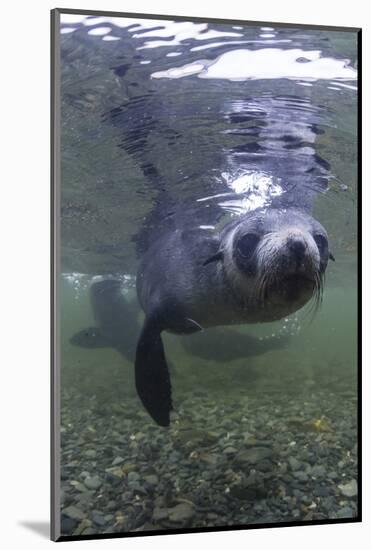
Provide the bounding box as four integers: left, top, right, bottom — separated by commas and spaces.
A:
135, 207, 334, 426
70, 280, 290, 377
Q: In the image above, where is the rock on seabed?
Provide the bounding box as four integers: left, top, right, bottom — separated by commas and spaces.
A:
338, 479, 357, 498
168, 503, 195, 523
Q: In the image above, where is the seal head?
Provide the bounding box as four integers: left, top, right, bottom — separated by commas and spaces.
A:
216, 208, 332, 319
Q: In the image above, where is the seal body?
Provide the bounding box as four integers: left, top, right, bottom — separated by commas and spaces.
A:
137, 207, 329, 327
135, 206, 332, 426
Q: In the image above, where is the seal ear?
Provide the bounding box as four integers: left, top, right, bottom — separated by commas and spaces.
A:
329, 252, 335, 261
203, 250, 224, 266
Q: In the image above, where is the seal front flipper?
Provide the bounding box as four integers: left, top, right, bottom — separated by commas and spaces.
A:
135, 317, 173, 427
70, 327, 110, 349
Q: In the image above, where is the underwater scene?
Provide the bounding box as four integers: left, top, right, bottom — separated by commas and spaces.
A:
56, 12, 358, 538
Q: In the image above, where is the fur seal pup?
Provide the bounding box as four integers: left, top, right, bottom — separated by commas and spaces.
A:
135, 206, 334, 426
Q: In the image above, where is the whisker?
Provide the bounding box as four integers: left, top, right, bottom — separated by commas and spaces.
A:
298, 270, 324, 326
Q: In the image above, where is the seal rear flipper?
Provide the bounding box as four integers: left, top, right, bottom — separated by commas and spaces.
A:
135, 319, 173, 427
69, 327, 110, 349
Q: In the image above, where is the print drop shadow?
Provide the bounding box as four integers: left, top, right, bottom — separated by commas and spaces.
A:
19, 521, 49, 539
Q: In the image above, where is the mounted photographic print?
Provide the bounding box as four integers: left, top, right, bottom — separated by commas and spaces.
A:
51, 8, 361, 541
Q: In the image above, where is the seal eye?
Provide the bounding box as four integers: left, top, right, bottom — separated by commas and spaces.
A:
236, 233, 260, 259
313, 233, 328, 255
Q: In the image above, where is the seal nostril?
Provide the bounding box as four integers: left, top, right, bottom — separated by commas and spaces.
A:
288, 238, 306, 259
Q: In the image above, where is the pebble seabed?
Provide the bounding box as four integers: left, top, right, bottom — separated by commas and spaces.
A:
59, 384, 358, 537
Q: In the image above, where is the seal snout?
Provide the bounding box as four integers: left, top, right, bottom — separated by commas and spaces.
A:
282, 230, 317, 276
